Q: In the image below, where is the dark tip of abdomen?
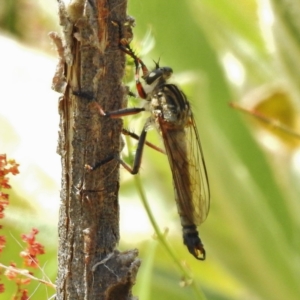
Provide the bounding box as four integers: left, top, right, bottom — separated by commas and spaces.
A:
182, 225, 206, 260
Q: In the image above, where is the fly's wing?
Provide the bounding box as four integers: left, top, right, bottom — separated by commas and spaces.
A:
186, 113, 210, 224
160, 113, 210, 226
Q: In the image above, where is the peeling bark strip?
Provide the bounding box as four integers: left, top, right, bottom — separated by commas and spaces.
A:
50, 1, 140, 299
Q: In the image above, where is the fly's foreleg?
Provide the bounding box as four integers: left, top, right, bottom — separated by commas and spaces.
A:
119, 44, 149, 99
114, 18, 148, 99
114, 19, 149, 99
119, 44, 148, 78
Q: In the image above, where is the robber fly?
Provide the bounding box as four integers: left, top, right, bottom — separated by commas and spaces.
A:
90, 40, 210, 260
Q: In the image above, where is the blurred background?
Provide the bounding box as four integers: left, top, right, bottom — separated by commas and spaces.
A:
1, 0, 300, 299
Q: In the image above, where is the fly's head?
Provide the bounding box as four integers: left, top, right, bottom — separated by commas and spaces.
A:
144, 66, 173, 85
143, 63, 173, 95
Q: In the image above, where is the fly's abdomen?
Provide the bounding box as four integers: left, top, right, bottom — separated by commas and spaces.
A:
175, 189, 206, 260
161, 128, 206, 260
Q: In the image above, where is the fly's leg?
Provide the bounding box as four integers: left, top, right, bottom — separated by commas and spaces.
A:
113, 19, 148, 98
94, 105, 145, 118
119, 44, 149, 99
119, 125, 147, 174
87, 128, 147, 175
87, 128, 165, 171
122, 129, 165, 154
86, 154, 116, 172
87, 126, 147, 175
120, 45, 148, 77
93, 102, 164, 153
86, 103, 148, 174
112, 19, 148, 99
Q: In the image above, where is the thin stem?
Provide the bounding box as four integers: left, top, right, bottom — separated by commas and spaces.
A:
133, 174, 207, 300
230, 102, 300, 139
0, 263, 56, 289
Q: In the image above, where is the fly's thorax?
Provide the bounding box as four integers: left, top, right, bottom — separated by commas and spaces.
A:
149, 84, 191, 129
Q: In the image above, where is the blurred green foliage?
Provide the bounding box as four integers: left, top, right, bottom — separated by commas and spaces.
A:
126, 1, 300, 300
1, 0, 300, 299
0, 0, 59, 52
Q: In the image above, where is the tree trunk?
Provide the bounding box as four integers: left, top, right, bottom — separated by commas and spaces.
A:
50, 1, 140, 299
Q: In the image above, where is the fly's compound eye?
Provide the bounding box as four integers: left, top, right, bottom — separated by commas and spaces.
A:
145, 67, 173, 84
161, 67, 173, 78
145, 69, 163, 84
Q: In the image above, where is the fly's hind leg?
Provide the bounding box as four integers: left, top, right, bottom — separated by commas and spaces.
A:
86, 103, 148, 175
86, 126, 148, 175
87, 127, 165, 173
122, 129, 165, 154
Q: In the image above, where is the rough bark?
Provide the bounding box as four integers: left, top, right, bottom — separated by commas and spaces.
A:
50, 0, 140, 299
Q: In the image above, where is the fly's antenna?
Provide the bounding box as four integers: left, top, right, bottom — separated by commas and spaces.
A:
153, 58, 161, 69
